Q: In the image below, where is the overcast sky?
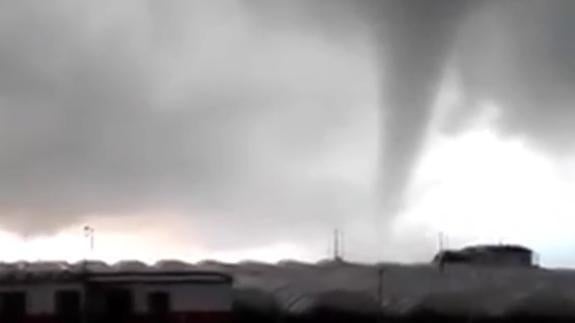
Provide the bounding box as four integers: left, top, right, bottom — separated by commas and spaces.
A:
0, 0, 574, 267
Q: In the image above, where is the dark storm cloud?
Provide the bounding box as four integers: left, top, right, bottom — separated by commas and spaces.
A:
225, 0, 575, 256
0, 0, 379, 249
243, 0, 473, 222
267, 0, 575, 228
450, 0, 575, 156
375, 0, 575, 224
318, 0, 575, 222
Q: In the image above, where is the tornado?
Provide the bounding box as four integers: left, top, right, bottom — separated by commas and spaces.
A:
376, 0, 472, 218
244, 0, 476, 227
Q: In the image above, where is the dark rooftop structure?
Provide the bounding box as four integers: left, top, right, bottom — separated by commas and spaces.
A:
433, 244, 535, 267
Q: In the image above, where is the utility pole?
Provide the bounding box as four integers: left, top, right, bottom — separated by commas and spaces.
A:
377, 267, 385, 323
438, 232, 444, 252
82, 225, 95, 323
437, 232, 447, 273
340, 230, 345, 260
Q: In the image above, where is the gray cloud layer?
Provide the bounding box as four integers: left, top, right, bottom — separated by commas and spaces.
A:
0, 0, 380, 251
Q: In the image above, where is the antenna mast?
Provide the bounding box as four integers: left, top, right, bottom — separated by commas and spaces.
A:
438, 232, 444, 252
333, 229, 342, 261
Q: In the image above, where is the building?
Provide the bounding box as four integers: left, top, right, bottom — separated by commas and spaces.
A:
432, 244, 534, 267
0, 261, 233, 323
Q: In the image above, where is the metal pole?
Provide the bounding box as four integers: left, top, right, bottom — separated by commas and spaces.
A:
377, 267, 384, 323
340, 230, 345, 260
81, 225, 94, 323
90, 230, 94, 252
438, 232, 444, 252
82, 224, 94, 323
334, 229, 339, 260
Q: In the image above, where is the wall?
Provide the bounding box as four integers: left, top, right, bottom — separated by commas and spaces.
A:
0, 280, 232, 315
129, 282, 233, 313
467, 251, 532, 266
0, 282, 82, 315
434, 248, 533, 267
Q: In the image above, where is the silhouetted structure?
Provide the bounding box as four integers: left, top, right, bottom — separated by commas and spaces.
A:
0, 261, 233, 323
433, 244, 534, 267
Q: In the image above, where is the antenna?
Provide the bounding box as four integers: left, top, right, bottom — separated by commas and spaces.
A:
438, 232, 444, 252
333, 229, 342, 261
341, 230, 345, 260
